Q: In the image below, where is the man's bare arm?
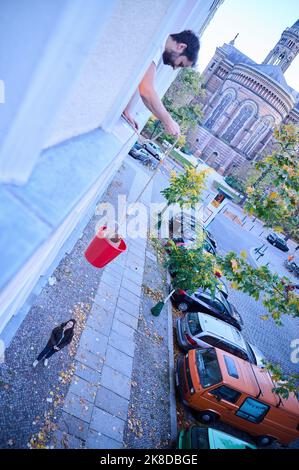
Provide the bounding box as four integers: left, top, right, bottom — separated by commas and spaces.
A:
138, 63, 180, 136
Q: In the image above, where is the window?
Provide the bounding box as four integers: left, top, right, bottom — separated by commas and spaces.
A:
187, 312, 202, 336
224, 355, 239, 378
236, 398, 270, 423
222, 104, 254, 143
222, 343, 249, 362
210, 385, 241, 404
195, 348, 222, 388
202, 296, 226, 314
205, 92, 233, 130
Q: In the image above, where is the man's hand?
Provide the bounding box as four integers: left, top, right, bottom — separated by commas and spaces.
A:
163, 116, 180, 137
122, 109, 139, 131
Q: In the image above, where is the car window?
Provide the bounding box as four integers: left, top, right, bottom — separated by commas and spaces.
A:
200, 296, 226, 314
236, 398, 270, 423
195, 349, 222, 388
218, 342, 249, 361
187, 312, 202, 336
210, 385, 241, 404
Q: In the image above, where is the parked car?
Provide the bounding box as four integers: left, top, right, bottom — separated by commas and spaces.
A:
143, 141, 164, 160
284, 259, 299, 278
176, 347, 299, 446
169, 214, 217, 250
172, 286, 243, 330
177, 426, 256, 449
266, 233, 289, 252
128, 142, 142, 157
166, 236, 217, 256
176, 311, 265, 367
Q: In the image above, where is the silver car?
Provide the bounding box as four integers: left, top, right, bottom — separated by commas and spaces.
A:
176, 311, 266, 368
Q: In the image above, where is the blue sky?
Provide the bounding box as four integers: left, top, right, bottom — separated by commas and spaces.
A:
198, 0, 299, 90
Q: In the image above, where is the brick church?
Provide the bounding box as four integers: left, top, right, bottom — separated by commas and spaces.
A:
187, 19, 299, 175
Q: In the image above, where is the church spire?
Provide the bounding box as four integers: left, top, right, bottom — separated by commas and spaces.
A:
229, 33, 239, 46
263, 19, 299, 72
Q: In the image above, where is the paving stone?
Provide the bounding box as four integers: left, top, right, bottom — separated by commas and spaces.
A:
119, 287, 140, 306
115, 308, 138, 330
125, 254, 145, 270
99, 275, 122, 293
94, 296, 117, 315
52, 430, 85, 449
95, 386, 129, 421
125, 265, 144, 277
94, 281, 119, 305
126, 250, 145, 265
58, 411, 89, 441
105, 344, 133, 378
112, 318, 135, 341
78, 327, 108, 356
100, 365, 131, 400
121, 278, 142, 297
117, 297, 140, 318
146, 250, 157, 262
85, 429, 122, 449
68, 375, 97, 403
74, 361, 102, 386
90, 407, 125, 442
86, 304, 113, 336
76, 347, 105, 373
101, 267, 123, 281
63, 392, 93, 423
123, 268, 143, 287
108, 330, 135, 357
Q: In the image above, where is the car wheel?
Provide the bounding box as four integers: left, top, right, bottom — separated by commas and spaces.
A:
255, 435, 275, 447
196, 411, 218, 425
177, 302, 189, 312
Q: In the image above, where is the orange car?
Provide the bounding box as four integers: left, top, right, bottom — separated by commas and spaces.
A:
176, 347, 299, 446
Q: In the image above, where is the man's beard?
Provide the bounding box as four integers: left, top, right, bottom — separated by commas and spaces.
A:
162, 50, 180, 68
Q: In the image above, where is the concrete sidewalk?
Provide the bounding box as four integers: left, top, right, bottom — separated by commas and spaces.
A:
51, 159, 161, 448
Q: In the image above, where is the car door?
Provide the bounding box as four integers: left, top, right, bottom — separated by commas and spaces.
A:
206, 385, 242, 418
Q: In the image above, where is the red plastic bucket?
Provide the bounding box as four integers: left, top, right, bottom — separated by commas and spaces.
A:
84, 226, 127, 268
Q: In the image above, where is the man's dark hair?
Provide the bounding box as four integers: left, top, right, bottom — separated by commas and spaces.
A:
170, 30, 200, 65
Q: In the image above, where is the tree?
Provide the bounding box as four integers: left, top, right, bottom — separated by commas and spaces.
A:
165, 240, 222, 294
245, 125, 299, 241
216, 251, 299, 325
263, 362, 299, 400
157, 167, 210, 229
142, 68, 204, 143
162, 167, 210, 209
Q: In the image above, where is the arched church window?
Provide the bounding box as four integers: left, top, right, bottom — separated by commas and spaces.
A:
205, 92, 233, 130
242, 117, 274, 155
222, 104, 254, 143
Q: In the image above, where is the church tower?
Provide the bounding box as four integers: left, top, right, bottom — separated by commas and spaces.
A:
263, 19, 299, 72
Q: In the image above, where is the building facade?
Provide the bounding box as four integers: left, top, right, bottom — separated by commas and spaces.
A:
0, 0, 224, 341
187, 19, 299, 175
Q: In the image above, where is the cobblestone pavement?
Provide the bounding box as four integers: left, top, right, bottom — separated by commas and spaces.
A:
0, 161, 136, 449
175, 215, 299, 449
123, 243, 172, 449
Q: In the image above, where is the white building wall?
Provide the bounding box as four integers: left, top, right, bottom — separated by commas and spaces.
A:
0, 0, 225, 340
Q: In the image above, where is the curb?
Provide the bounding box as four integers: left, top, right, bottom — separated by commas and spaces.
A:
166, 271, 177, 445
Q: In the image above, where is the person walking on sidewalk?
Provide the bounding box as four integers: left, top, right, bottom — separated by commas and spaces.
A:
32, 319, 76, 368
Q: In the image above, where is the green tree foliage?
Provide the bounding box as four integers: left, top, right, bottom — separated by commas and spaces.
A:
245, 125, 299, 240
161, 167, 210, 209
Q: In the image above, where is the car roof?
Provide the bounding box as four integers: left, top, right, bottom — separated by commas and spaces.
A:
215, 348, 299, 413
196, 312, 245, 348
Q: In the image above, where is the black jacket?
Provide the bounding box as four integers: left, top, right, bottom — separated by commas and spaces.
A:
46, 325, 74, 349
